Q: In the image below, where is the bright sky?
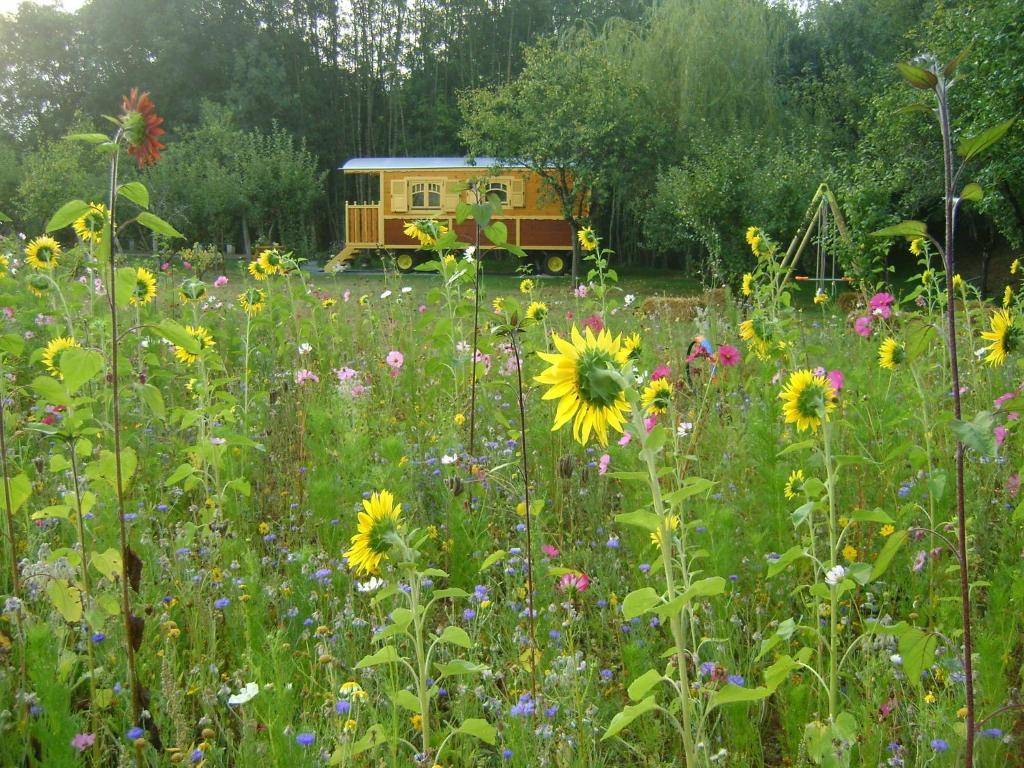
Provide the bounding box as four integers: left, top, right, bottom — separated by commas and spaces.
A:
0, 0, 86, 14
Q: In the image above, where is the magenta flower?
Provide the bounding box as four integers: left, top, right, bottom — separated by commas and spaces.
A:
854, 316, 873, 337
598, 453, 611, 475
558, 571, 590, 593
294, 369, 319, 385
542, 544, 560, 558
644, 414, 658, 432
651, 365, 672, 381
386, 350, 404, 369
717, 345, 741, 367
618, 431, 632, 446
869, 292, 895, 319
214, 275, 228, 287
827, 369, 844, 392
71, 733, 96, 752
574, 284, 588, 299
995, 425, 1008, 447
581, 314, 604, 334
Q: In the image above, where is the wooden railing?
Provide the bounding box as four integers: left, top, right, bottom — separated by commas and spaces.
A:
345, 203, 380, 245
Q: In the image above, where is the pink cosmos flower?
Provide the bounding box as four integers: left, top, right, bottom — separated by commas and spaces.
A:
542, 544, 560, 558
854, 316, 873, 337
343, 289, 351, 302
651, 365, 672, 381
717, 345, 740, 367
294, 369, 319, 385
418, 304, 427, 313
812, 366, 826, 378
574, 284, 588, 299
214, 275, 229, 287
334, 367, 357, 381
160, 262, 170, 271
618, 432, 632, 446
644, 414, 658, 432
827, 369, 844, 392
182, 260, 192, 270
2, 307, 13, 319
558, 571, 590, 593
994, 391, 1017, 410
386, 350, 404, 369
598, 453, 611, 475
582, 314, 604, 334
995, 425, 1008, 447
71, 733, 96, 752
869, 292, 895, 319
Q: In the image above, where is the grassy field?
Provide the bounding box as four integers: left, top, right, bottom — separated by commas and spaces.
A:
0, 238, 1021, 768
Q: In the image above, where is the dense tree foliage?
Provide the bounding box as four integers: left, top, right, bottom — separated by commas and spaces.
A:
0, 0, 1019, 279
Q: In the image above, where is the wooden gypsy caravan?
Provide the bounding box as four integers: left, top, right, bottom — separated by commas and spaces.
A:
330, 157, 577, 274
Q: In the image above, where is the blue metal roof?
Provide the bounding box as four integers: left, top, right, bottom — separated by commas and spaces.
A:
340, 156, 529, 172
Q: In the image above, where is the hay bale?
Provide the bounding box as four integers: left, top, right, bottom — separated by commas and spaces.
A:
640, 296, 702, 323
836, 292, 862, 314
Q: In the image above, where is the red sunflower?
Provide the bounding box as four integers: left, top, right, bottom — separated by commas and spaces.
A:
120, 88, 166, 168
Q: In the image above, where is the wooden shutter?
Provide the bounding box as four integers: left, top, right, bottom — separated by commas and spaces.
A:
509, 177, 525, 207
390, 179, 407, 213
443, 178, 460, 212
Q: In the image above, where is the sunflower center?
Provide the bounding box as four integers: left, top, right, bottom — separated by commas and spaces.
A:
795, 382, 825, 419
367, 517, 398, 555
1005, 325, 1021, 354
576, 349, 622, 408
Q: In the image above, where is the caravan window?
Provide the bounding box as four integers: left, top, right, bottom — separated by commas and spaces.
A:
486, 181, 508, 203
410, 181, 442, 210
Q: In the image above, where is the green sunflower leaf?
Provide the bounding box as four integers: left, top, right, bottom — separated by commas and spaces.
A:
45, 200, 90, 233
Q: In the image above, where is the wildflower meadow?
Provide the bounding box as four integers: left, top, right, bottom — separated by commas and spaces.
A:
0, 27, 1022, 768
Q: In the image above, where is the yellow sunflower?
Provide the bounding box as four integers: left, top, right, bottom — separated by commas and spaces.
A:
981, 309, 1019, 366
25, 236, 61, 270
238, 287, 266, 316
525, 301, 548, 323
41, 336, 81, 379
257, 249, 284, 276
519, 278, 535, 294
779, 369, 837, 433
739, 317, 774, 361
27, 273, 51, 297
741, 273, 753, 297
784, 469, 805, 500
877, 337, 905, 370
0, 253, 9, 278
403, 220, 447, 247
1011, 258, 1020, 276
492, 296, 505, 313
640, 377, 673, 415
179, 278, 207, 304
344, 490, 403, 575
577, 227, 598, 252
174, 325, 215, 364
248, 259, 269, 281
909, 238, 924, 257
129, 267, 157, 306
651, 514, 680, 548
745, 226, 760, 249
813, 291, 828, 305
72, 203, 108, 244
623, 332, 642, 360
535, 325, 630, 447
1004, 285, 1013, 309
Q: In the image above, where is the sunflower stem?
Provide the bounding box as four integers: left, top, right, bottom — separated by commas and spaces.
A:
634, 408, 700, 768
